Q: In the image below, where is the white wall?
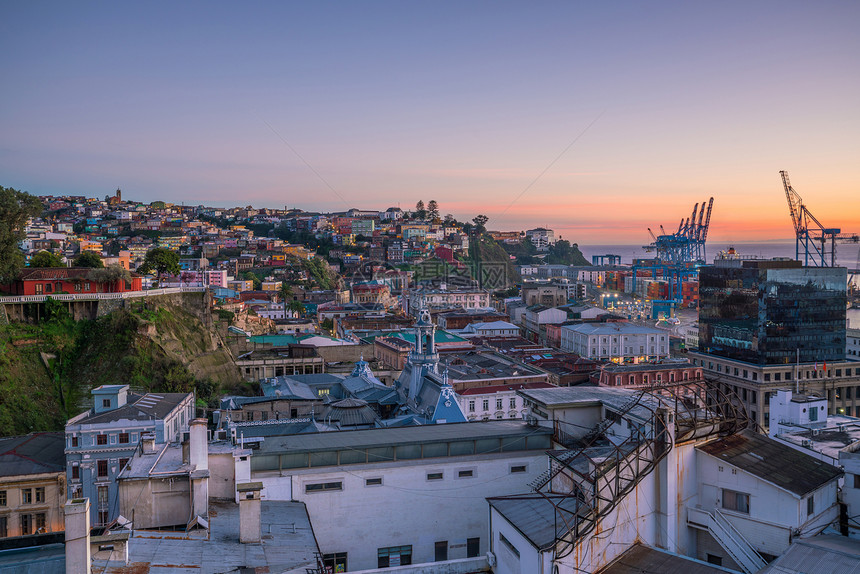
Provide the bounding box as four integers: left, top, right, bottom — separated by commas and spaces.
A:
254, 452, 545, 571
695, 451, 831, 556
489, 507, 545, 574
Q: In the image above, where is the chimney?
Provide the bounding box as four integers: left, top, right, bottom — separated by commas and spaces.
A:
233, 448, 252, 503
141, 432, 156, 455
65, 498, 91, 574
237, 482, 263, 543
189, 419, 208, 471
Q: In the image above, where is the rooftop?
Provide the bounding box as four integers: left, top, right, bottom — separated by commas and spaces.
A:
488, 494, 586, 550
108, 500, 319, 573
0, 433, 65, 477
597, 543, 732, 574
256, 419, 551, 456
68, 392, 191, 426
697, 430, 843, 496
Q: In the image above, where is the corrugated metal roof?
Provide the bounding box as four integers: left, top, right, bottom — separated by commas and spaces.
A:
489, 494, 586, 550
758, 535, 860, 574
697, 430, 843, 496
597, 543, 730, 574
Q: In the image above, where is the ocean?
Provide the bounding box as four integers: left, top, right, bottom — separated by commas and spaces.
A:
580, 242, 860, 328
579, 242, 860, 269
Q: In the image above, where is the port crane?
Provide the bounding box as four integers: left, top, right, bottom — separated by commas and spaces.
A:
780, 171, 859, 267
635, 198, 715, 316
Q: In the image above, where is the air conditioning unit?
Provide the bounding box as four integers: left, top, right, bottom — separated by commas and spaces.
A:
486, 551, 496, 566
801, 439, 811, 447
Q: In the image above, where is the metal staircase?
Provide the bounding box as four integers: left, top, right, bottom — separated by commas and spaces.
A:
687, 506, 767, 573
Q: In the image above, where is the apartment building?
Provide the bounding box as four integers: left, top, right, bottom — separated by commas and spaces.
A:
65, 385, 194, 525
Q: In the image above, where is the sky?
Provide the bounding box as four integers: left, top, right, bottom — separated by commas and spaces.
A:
2, 1, 859, 244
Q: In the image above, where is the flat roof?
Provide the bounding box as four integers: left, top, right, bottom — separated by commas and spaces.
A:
597, 543, 732, 574
257, 420, 551, 455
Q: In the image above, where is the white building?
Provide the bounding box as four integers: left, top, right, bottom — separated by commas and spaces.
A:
246, 420, 552, 571
459, 382, 555, 422
490, 384, 844, 574
525, 228, 556, 251
560, 322, 669, 363
404, 288, 491, 315
460, 320, 520, 338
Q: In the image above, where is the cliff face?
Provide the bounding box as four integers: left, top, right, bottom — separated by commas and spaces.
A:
0, 292, 241, 436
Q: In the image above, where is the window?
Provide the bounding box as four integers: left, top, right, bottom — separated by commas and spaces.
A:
35, 487, 45, 503
706, 554, 723, 566
365, 477, 382, 487
467, 537, 480, 558
510, 397, 517, 409
458, 470, 473, 478
119, 433, 129, 444
854, 474, 860, 489
0, 491, 5, 506
722, 489, 750, 513
468, 400, 475, 412
20, 514, 32, 536
71, 436, 78, 448
22, 489, 32, 504
482, 399, 489, 411
85, 282, 91, 291
305, 481, 342, 493
35, 283, 43, 295
435, 540, 448, 561
322, 553, 347, 573
378, 545, 412, 568
97, 460, 108, 477
499, 531, 520, 558
71, 465, 79, 480
102, 399, 111, 408
427, 472, 443, 481
0, 516, 6, 538
510, 464, 527, 474
97, 434, 107, 445
75, 283, 82, 292
35, 513, 46, 532
119, 458, 129, 470
807, 496, 815, 516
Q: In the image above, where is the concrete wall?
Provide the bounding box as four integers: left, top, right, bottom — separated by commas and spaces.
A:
840, 449, 860, 539
254, 451, 544, 571
119, 477, 191, 529
209, 451, 236, 499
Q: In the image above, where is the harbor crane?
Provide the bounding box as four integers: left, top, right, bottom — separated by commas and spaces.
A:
780, 171, 859, 267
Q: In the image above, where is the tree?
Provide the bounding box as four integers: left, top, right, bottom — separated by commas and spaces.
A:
414, 200, 427, 220
0, 186, 43, 283
279, 280, 293, 304
138, 247, 180, 284
29, 250, 65, 268
242, 271, 262, 291
427, 200, 439, 221
73, 251, 104, 268
288, 299, 306, 316
472, 214, 489, 234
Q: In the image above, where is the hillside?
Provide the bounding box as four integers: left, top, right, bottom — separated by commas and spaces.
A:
0, 293, 242, 436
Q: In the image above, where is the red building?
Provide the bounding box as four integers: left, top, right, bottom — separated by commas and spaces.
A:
3, 268, 143, 296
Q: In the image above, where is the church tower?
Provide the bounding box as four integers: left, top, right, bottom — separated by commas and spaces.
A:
407, 307, 439, 400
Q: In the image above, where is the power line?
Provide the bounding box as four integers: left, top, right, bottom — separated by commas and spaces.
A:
499, 109, 605, 218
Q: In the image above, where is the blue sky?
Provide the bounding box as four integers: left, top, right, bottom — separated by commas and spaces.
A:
2, 1, 859, 243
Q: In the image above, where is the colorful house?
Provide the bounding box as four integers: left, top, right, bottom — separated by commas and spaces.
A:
3, 267, 143, 296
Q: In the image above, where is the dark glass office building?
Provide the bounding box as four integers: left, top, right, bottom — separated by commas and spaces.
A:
699, 259, 846, 365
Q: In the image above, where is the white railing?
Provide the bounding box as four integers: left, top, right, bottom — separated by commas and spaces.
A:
687, 506, 766, 573
0, 286, 206, 304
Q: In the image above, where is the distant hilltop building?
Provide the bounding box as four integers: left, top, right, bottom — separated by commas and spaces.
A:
525, 227, 556, 251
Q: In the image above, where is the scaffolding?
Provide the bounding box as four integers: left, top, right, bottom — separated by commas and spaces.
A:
490, 379, 750, 560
